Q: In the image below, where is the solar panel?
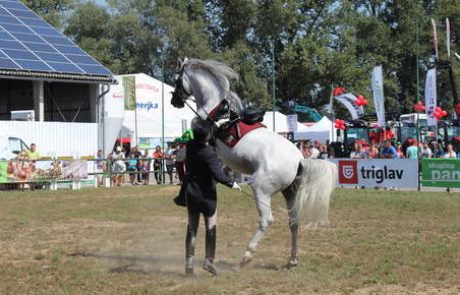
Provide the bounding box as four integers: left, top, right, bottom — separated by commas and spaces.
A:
0, 57, 20, 69
0, 0, 113, 78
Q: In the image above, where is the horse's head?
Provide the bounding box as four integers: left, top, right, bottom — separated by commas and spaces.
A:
171, 58, 191, 109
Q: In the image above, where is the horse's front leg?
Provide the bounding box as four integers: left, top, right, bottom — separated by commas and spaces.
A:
240, 189, 273, 268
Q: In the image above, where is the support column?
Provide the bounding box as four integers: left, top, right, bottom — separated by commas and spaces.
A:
89, 83, 100, 123
33, 80, 44, 121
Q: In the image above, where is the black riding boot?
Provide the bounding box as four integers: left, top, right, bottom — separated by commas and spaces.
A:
203, 225, 217, 275
185, 226, 196, 276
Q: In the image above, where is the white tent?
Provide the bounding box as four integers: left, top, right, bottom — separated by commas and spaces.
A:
262, 111, 310, 133
293, 116, 336, 143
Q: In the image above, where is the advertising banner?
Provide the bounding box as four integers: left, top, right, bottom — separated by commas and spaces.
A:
0, 160, 88, 183
286, 114, 298, 132
422, 159, 460, 188
122, 75, 136, 110
372, 65, 385, 127
328, 159, 419, 188
334, 93, 364, 119
425, 68, 437, 126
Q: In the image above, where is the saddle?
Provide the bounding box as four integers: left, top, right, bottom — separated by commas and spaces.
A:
212, 106, 266, 148
241, 107, 266, 125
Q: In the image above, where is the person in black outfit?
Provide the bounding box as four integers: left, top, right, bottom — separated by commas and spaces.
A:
184, 118, 241, 276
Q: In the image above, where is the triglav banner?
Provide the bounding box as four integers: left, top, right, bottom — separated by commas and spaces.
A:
425, 68, 437, 126
372, 65, 385, 127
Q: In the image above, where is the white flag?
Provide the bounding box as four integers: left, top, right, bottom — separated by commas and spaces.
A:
431, 19, 439, 60
425, 68, 437, 126
334, 93, 363, 120
446, 18, 451, 59
372, 65, 385, 127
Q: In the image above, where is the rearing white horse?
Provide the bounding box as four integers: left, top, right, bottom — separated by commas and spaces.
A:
171, 58, 337, 268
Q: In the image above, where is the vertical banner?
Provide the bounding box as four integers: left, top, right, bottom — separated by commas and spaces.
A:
372, 65, 385, 127
425, 68, 437, 126
286, 114, 298, 132
334, 93, 363, 119
431, 19, 439, 60
446, 18, 451, 59
122, 76, 136, 110
327, 84, 334, 114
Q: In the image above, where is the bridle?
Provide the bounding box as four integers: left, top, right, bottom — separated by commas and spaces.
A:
171, 65, 192, 108
171, 62, 230, 124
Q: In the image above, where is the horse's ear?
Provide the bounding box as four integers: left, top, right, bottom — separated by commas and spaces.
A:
176, 58, 183, 69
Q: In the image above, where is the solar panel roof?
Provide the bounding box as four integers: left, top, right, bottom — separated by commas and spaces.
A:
0, 0, 114, 82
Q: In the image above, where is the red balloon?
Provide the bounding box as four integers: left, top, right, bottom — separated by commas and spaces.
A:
363, 99, 368, 106
441, 110, 447, 117
435, 107, 442, 112
420, 105, 426, 111
335, 123, 340, 128
357, 95, 364, 100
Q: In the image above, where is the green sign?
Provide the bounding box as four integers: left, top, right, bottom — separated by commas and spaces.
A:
422, 159, 460, 188
0, 161, 7, 183
122, 76, 136, 110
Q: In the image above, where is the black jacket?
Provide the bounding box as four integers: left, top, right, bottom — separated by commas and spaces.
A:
184, 140, 234, 216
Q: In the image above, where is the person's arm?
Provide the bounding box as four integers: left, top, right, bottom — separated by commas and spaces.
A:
203, 147, 235, 187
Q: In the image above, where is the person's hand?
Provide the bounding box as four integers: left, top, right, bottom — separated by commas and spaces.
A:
215, 118, 230, 128
232, 182, 241, 191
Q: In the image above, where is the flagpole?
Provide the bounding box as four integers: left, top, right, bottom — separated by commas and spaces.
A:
330, 83, 335, 142
271, 39, 276, 132
416, 19, 421, 146
416, 18, 421, 192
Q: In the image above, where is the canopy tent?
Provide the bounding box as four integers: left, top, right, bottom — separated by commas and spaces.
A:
293, 116, 336, 143
117, 73, 197, 147
262, 111, 310, 133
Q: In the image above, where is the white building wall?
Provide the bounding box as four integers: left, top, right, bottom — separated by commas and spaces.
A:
0, 121, 97, 158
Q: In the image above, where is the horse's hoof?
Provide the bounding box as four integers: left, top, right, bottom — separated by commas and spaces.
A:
285, 259, 298, 269
239, 256, 252, 268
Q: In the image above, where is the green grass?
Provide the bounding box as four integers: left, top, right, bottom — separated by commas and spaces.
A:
1, 186, 460, 294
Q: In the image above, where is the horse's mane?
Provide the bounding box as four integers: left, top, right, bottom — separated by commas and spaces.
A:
186, 59, 243, 111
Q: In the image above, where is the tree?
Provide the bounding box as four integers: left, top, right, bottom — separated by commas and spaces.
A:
21, 0, 75, 28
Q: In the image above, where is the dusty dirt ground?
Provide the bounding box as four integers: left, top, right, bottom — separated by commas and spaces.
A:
1, 186, 460, 294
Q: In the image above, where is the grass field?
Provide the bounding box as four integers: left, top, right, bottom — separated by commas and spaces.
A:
1, 186, 460, 294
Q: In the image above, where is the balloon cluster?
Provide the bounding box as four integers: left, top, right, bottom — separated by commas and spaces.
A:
354, 95, 368, 106
334, 119, 346, 130
434, 107, 448, 120
413, 101, 426, 112
333, 86, 346, 97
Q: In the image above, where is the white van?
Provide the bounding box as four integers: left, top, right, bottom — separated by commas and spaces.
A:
0, 131, 29, 160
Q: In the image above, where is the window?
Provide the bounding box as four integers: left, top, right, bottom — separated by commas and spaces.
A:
8, 137, 28, 154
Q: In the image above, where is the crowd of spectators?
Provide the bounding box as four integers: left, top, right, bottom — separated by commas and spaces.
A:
105, 143, 187, 187
297, 138, 460, 159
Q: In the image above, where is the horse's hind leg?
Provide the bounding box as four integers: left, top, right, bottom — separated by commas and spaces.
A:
240, 188, 274, 268
282, 186, 298, 268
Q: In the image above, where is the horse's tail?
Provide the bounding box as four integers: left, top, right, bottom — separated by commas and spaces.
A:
294, 159, 337, 227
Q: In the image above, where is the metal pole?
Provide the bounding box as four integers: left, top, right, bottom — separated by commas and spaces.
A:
272, 39, 276, 132
134, 99, 138, 146
161, 58, 165, 184
416, 18, 421, 191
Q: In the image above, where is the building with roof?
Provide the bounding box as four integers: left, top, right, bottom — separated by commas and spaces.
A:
0, 0, 118, 157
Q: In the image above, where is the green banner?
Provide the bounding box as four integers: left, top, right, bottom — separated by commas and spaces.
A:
0, 161, 7, 183
122, 76, 136, 110
422, 159, 460, 187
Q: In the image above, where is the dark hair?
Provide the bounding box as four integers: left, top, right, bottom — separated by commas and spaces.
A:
192, 118, 213, 143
